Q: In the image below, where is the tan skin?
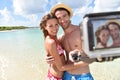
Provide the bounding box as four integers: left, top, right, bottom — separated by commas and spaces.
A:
45, 18, 89, 78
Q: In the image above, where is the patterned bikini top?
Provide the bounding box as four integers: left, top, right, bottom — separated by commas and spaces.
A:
56, 43, 64, 56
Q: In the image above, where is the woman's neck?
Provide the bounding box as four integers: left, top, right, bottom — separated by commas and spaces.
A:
49, 35, 60, 45
100, 41, 107, 48
49, 35, 57, 39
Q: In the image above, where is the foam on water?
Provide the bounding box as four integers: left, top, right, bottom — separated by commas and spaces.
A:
0, 56, 8, 80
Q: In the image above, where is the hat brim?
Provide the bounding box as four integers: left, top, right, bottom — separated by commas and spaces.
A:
50, 3, 73, 18
105, 20, 120, 27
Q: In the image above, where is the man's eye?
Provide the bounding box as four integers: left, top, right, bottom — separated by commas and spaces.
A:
63, 14, 66, 17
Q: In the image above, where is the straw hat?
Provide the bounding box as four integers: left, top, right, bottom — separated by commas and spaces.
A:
50, 3, 73, 18
105, 20, 120, 29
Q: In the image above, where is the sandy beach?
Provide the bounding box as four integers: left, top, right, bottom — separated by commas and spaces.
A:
90, 58, 120, 80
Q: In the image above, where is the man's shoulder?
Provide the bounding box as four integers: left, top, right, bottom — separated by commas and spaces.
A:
71, 25, 80, 33
72, 24, 80, 29
72, 24, 79, 28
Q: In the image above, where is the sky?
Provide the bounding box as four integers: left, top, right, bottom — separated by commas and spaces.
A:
0, 0, 120, 27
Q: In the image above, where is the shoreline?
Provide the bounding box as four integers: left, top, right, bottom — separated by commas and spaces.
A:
0, 26, 27, 31
0, 26, 39, 31
0, 27, 39, 32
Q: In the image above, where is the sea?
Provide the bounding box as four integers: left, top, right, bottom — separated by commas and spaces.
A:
0, 28, 120, 80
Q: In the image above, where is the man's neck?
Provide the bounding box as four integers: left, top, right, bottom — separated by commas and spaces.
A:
113, 36, 120, 44
64, 24, 73, 34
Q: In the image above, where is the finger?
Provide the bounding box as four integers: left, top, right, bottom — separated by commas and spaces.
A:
46, 56, 53, 60
46, 59, 54, 64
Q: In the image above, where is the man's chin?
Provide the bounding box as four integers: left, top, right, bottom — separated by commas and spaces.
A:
62, 25, 67, 29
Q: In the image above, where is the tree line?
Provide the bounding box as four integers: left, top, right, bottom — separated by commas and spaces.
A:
0, 26, 29, 31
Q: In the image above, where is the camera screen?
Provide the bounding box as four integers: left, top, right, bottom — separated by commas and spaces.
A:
82, 11, 120, 58
86, 12, 120, 51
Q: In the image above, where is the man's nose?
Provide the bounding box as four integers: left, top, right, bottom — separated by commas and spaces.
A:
61, 19, 65, 23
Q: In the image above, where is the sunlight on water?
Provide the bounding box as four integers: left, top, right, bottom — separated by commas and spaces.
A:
0, 29, 48, 80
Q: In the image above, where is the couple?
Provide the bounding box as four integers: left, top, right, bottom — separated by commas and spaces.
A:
96, 20, 120, 48
95, 20, 120, 61
40, 3, 94, 80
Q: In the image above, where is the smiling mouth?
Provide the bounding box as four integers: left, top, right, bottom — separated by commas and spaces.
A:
53, 31, 57, 33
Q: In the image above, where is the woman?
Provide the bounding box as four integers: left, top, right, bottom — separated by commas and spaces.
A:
95, 25, 110, 48
40, 13, 88, 80
95, 25, 112, 61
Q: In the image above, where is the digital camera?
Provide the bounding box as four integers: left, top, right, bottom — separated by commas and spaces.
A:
71, 51, 82, 62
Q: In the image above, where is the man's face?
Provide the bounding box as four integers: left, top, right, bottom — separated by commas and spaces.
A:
108, 24, 120, 40
55, 10, 71, 30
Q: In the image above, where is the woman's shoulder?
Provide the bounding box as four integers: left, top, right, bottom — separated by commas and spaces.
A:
45, 36, 56, 46
96, 43, 104, 48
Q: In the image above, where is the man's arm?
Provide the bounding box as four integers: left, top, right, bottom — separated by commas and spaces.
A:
69, 49, 95, 64
45, 56, 54, 64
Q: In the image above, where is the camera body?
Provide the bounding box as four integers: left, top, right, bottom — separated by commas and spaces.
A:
82, 11, 120, 58
71, 51, 82, 62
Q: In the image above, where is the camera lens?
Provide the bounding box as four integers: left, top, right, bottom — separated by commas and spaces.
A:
72, 54, 78, 61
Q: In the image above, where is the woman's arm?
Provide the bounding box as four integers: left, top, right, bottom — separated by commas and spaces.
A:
47, 40, 90, 71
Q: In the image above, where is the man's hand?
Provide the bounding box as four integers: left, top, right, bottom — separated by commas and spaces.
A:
45, 56, 54, 64
69, 49, 82, 62
69, 49, 95, 63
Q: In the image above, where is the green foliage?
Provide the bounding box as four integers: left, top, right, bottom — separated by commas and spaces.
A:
0, 26, 29, 31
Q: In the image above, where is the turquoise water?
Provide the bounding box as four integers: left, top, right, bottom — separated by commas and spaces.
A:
0, 28, 120, 80
0, 28, 48, 80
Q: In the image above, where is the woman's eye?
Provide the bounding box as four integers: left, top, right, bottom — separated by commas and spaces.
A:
49, 25, 52, 27
56, 24, 58, 26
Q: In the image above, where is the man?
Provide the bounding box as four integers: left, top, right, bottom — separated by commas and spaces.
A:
106, 20, 120, 60
106, 20, 120, 47
46, 3, 94, 80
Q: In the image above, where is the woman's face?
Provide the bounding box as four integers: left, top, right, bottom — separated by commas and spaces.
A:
99, 29, 110, 44
45, 18, 59, 36
108, 24, 120, 40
